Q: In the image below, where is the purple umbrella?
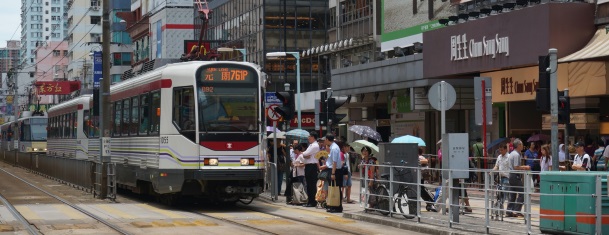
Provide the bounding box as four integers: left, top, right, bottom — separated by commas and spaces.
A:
348, 125, 382, 141
527, 134, 549, 142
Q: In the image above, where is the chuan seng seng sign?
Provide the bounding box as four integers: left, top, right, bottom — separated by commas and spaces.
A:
423, 3, 595, 78
450, 33, 509, 61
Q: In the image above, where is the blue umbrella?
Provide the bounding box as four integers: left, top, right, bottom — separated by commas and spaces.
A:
486, 137, 508, 151
391, 135, 426, 146
285, 129, 310, 139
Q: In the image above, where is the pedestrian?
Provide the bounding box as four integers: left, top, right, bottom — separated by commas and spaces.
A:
418, 148, 438, 212
360, 146, 377, 208
267, 141, 286, 195
321, 134, 343, 213
506, 138, 529, 218
492, 143, 510, 207
339, 141, 354, 204
472, 138, 484, 169
572, 142, 591, 171
593, 140, 604, 171
558, 144, 566, 168
285, 139, 300, 201
540, 144, 552, 172
508, 135, 516, 152
525, 142, 540, 185
301, 131, 321, 207
292, 143, 307, 184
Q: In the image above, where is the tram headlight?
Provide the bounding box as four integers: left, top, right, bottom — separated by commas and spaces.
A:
241, 158, 255, 166
204, 158, 219, 166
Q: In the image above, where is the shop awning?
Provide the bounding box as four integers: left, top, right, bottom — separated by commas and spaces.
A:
559, 28, 609, 62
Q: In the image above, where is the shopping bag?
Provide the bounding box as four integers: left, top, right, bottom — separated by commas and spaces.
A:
326, 180, 341, 207
291, 181, 308, 204
315, 180, 327, 202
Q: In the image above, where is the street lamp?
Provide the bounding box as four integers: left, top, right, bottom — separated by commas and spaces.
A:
266, 51, 301, 129
217, 47, 247, 62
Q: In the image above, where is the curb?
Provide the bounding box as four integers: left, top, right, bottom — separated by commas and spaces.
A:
342, 212, 469, 235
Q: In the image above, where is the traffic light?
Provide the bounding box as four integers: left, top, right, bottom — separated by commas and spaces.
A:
326, 97, 349, 126
275, 91, 295, 121
558, 95, 570, 124
536, 56, 550, 111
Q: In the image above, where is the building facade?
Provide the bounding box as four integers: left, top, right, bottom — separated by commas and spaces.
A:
0, 41, 22, 74
109, 0, 133, 84
21, 0, 69, 66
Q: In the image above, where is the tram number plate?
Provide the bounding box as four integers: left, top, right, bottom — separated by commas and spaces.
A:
102, 137, 111, 156
161, 136, 169, 144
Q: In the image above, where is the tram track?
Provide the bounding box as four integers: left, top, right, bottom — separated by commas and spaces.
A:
182, 202, 370, 235
0, 166, 132, 235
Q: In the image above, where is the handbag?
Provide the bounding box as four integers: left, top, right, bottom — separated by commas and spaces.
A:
291, 168, 308, 204
326, 180, 341, 207
318, 169, 330, 180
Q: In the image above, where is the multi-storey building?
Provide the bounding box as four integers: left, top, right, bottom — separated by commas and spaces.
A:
0, 41, 21, 74
109, 0, 133, 84
20, 0, 68, 66
117, 0, 194, 80
65, 0, 102, 93
33, 41, 69, 105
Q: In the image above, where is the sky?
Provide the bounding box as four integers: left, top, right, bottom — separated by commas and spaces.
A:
0, 3, 21, 48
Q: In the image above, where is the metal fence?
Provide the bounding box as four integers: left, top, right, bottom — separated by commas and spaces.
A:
1, 151, 94, 193
359, 163, 609, 235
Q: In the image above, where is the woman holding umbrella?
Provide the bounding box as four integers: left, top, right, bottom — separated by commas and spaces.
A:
360, 146, 378, 207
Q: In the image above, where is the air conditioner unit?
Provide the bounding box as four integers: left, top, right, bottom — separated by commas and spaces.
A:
90, 6, 100, 11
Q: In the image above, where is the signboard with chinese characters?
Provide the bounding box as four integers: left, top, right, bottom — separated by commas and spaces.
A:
423, 3, 595, 78
35, 81, 81, 95
93, 51, 102, 88
484, 65, 568, 102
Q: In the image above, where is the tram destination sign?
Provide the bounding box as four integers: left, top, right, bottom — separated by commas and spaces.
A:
201, 66, 254, 83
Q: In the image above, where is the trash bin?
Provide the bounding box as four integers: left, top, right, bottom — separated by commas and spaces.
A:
540, 171, 608, 234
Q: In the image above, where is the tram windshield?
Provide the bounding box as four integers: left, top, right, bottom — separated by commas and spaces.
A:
26, 119, 47, 141
197, 65, 259, 132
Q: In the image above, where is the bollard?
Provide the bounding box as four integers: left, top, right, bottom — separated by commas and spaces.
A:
484, 171, 490, 234
416, 165, 421, 222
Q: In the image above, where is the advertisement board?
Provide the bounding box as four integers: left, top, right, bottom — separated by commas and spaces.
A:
380, 0, 455, 52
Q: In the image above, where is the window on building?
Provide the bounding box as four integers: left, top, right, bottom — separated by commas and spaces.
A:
90, 16, 101, 25
91, 33, 101, 42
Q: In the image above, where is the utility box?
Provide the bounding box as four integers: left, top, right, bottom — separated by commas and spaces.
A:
442, 133, 469, 179
381, 143, 419, 184
540, 171, 609, 235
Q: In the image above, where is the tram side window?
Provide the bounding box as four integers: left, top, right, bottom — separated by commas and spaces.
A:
139, 94, 149, 135
58, 115, 63, 138
83, 110, 90, 138
113, 101, 121, 137
172, 87, 195, 131
21, 122, 29, 141
72, 112, 77, 138
122, 99, 130, 136
150, 91, 160, 135
64, 113, 71, 138
131, 96, 139, 135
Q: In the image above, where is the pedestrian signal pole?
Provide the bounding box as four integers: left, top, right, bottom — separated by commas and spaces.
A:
548, 49, 559, 171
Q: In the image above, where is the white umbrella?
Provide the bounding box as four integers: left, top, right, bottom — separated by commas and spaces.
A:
267, 131, 285, 139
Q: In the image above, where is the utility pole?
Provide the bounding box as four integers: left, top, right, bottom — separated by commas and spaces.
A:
99, 0, 111, 199
549, 49, 559, 171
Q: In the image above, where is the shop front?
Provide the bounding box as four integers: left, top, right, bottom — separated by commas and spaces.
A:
422, 2, 596, 143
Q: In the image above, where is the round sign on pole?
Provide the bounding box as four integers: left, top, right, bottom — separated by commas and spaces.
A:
428, 81, 457, 111
267, 104, 281, 121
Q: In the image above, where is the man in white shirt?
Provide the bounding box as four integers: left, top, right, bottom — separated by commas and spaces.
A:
573, 142, 591, 171
302, 131, 320, 207
506, 138, 530, 217
492, 144, 510, 204
322, 134, 342, 213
